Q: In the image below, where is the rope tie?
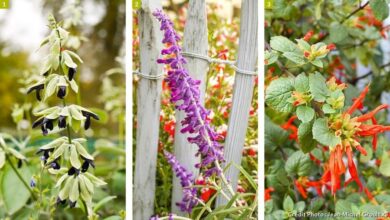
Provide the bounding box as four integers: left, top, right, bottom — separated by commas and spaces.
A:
134, 51, 257, 79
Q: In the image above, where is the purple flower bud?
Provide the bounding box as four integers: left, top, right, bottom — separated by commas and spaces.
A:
30, 178, 36, 188
164, 151, 198, 213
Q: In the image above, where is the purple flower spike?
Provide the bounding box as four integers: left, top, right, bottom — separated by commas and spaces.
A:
153, 9, 224, 177
164, 151, 198, 213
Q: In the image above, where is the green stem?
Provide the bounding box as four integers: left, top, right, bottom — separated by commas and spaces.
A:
5, 154, 37, 200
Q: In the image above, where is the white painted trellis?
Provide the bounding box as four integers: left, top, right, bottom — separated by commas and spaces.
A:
134, 0, 258, 219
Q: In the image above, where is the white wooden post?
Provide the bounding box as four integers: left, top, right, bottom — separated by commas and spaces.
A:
216, 0, 258, 206
133, 0, 163, 219
172, 0, 209, 214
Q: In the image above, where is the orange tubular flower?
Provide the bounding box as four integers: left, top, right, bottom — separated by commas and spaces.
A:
295, 177, 323, 199
265, 187, 274, 201
281, 116, 298, 140
317, 86, 389, 199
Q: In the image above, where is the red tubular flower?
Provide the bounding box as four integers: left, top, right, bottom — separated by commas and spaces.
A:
327, 43, 336, 50
295, 177, 324, 199
315, 85, 389, 199
281, 116, 298, 140
265, 187, 274, 201
303, 30, 314, 41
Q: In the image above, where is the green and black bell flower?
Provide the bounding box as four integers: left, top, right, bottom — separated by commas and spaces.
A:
81, 159, 95, 172
57, 86, 67, 99
32, 117, 54, 135
68, 67, 77, 81
27, 83, 44, 101
82, 110, 99, 130
58, 115, 67, 128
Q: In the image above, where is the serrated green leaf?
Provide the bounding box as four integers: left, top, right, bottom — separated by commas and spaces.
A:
312, 118, 340, 147
270, 36, 299, 53
266, 77, 295, 112
370, 0, 389, 20
285, 151, 311, 176
298, 122, 317, 153
265, 50, 279, 65
310, 59, 323, 68
283, 196, 294, 211
379, 153, 390, 176
283, 52, 305, 64
309, 72, 329, 102
296, 106, 315, 123
330, 23, 348, 43
294, 74, 310, 93
322, 104, 336, 114
295, 201, 305, 212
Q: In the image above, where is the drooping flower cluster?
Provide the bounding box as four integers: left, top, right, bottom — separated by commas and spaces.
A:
164, 151, 198, 213
300, 86, 390, 199
27, 15, 105, 210
153, 9, 224, 176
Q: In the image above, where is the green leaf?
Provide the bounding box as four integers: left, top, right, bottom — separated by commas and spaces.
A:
308, 197, 325, 212
310, 59, 323, 68
0, 165, 31, 214
296, 39, 310, 51
233, 163, 257, 190
283, 196, 294, 211
322, 104, 336, 114
296, 106, 314, 123
93, 196, 117, 212
329, 23, 348, 43
265, 50, 279, 65
370, 0, 389, 20
312, 118, 340, 147
265, 116, 289, 151
298, 122, 317, 153
270, 36, 299, 53
379, 153, 390, 176
309, 72, 329, 102
265, 77, 295, 112
295, 201, 305, 212
285, 151, 311, 176
282, 52, 305, 65
335, 200, 352, 213
294, 74, 310, 93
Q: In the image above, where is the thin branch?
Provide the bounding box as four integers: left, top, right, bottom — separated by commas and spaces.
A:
349, 62, 390, 84
315, 1, 369, 42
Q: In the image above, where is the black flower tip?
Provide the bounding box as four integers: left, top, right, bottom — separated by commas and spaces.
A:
69, 200, 77, 208
58, 115, 67, 128
32, 118, 44, 128
81, 159, 95, 172
57, 86, 67, 99
81, 111, 99, 130
17, 159, 23, 168
68, 67, 77, 81
27, 84, 44, 101
81, 111, 100, 120
56, 197, 67, 206
50, 161, 60, 170
67, 167, 80, 176
37, 118, 54, 136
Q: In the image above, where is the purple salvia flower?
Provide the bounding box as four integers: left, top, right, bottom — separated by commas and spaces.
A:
164, 151, 198, 213
153, 9, 224, 177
